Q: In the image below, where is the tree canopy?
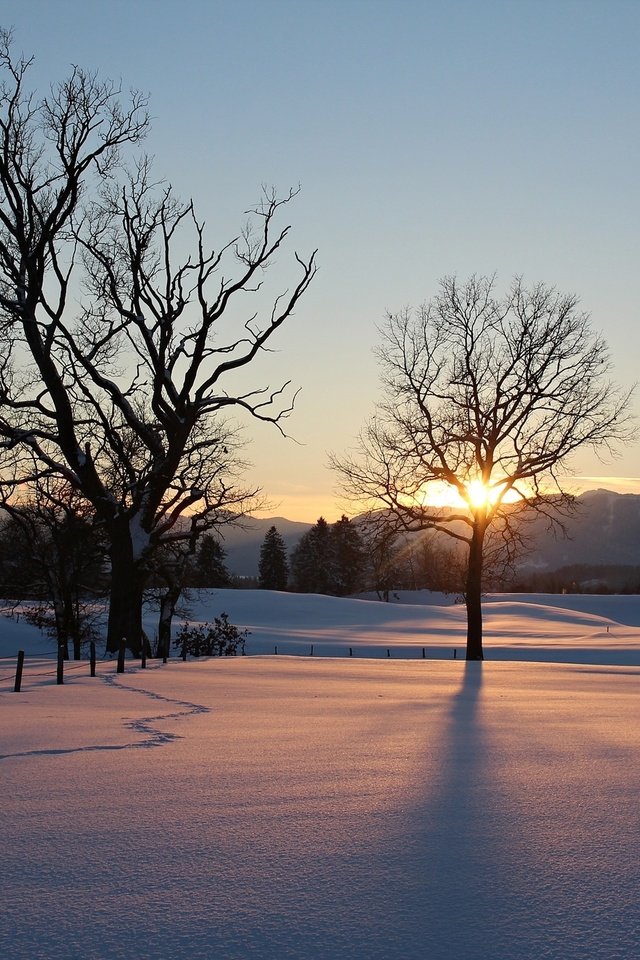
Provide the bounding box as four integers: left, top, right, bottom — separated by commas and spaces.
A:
0, 32, 316, 653
290, 516, 366, 596
333, 275, 634, 658
258, 525, 289, 591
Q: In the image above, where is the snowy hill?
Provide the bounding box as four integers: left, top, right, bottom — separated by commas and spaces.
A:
3, 588, 640, 666
2, 589, 640, 959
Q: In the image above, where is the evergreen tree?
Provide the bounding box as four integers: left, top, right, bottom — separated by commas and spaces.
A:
193, 535, 231, 588
258, 526, 289, 590
289, 516, 366, 596
331, 515, 366, 595
289, 517, 335, 594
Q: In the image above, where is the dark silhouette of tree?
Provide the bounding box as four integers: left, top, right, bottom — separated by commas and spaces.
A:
258, 525, 289, 590
333, 275, 633, 659
365, 525, 400, 601
0, 479, 106, 658
0, 33, 316, 654
193, 534, 232, 588
145, 530, 232, 657
331, 515, 366, 595
144, 537, 196, 659
290, 517, 335, 594
289, 515, 366, 596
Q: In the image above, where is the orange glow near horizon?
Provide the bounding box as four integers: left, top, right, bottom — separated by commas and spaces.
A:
417, 478, 527, 510
249, 476, 640, 524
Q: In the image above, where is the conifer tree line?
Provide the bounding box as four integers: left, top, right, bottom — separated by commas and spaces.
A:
256, 516, 470, 599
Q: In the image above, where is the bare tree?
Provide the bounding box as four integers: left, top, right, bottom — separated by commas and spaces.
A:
333, 275, 634, 659
0, 476, 106, 658
0, 33, 316, 654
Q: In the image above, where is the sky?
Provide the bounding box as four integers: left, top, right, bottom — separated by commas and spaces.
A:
3, 0, 639, 521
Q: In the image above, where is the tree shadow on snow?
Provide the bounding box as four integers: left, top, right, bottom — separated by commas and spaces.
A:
377, 661, 526, 960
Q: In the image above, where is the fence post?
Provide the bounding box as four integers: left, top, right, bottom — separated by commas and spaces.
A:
453, 648, 457, 659
310, 644, 314, 656
349, 647, 352, 657
387, 648, 390, 658
57, 645, 64, 685
117, 638, 126, 674
14, 650, 24, 692
90, 641, 96, 677
422, 647, 426, 659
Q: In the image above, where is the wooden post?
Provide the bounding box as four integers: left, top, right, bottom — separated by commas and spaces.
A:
349, 647, 352, 657
14, 650, 24, 692
117, 638, 126, 673
310, 644, 314, 656
422, 647, 426, 659
453, 648, 457, 659
90, 641, 96, 677
274, 645, 278, 655
57, 645, 64, 685
387, 648, 390, 658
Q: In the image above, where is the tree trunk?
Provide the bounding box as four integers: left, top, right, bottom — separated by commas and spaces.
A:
157, 583, 182, 660
106, 521, 145, 656
52, 597, 70, 660
465, 519, 486, 661
71, 592, 83, 660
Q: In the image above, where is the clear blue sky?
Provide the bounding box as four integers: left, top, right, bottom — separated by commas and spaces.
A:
4, 0, 639, 519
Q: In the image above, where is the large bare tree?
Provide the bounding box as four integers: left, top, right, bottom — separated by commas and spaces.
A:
0, 33, 316, 653
333, 275, 634, 659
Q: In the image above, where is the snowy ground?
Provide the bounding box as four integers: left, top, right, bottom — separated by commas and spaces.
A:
2, 591, 640, 959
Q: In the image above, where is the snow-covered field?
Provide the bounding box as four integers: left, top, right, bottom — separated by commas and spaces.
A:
2, 590, 640, 959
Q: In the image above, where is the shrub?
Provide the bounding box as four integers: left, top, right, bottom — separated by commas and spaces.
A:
174, 613, 249, 657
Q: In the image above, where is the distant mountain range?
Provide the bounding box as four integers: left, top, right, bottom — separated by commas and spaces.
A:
519, 489, 640, 571
221, 490, 640, 578
221, 515, 312, 578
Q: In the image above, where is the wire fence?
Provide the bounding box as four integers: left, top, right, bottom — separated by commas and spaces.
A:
4, 640, 461, 693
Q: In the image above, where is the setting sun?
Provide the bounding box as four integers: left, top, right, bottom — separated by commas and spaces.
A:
465, 479, 492, 509
417, 478, 528, 510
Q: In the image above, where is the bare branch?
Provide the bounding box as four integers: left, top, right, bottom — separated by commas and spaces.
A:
333, 274, 635, 660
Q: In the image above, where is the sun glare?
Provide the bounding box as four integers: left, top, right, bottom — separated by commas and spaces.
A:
418, 478, 527, 510
465, 479, 492, 508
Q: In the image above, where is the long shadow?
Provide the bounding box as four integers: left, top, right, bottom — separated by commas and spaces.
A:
366, 661, 520, 960
399, 661, 559, 960
275, 662, 496, 960
411, 662, 492, 914
362, 659, 538, 960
